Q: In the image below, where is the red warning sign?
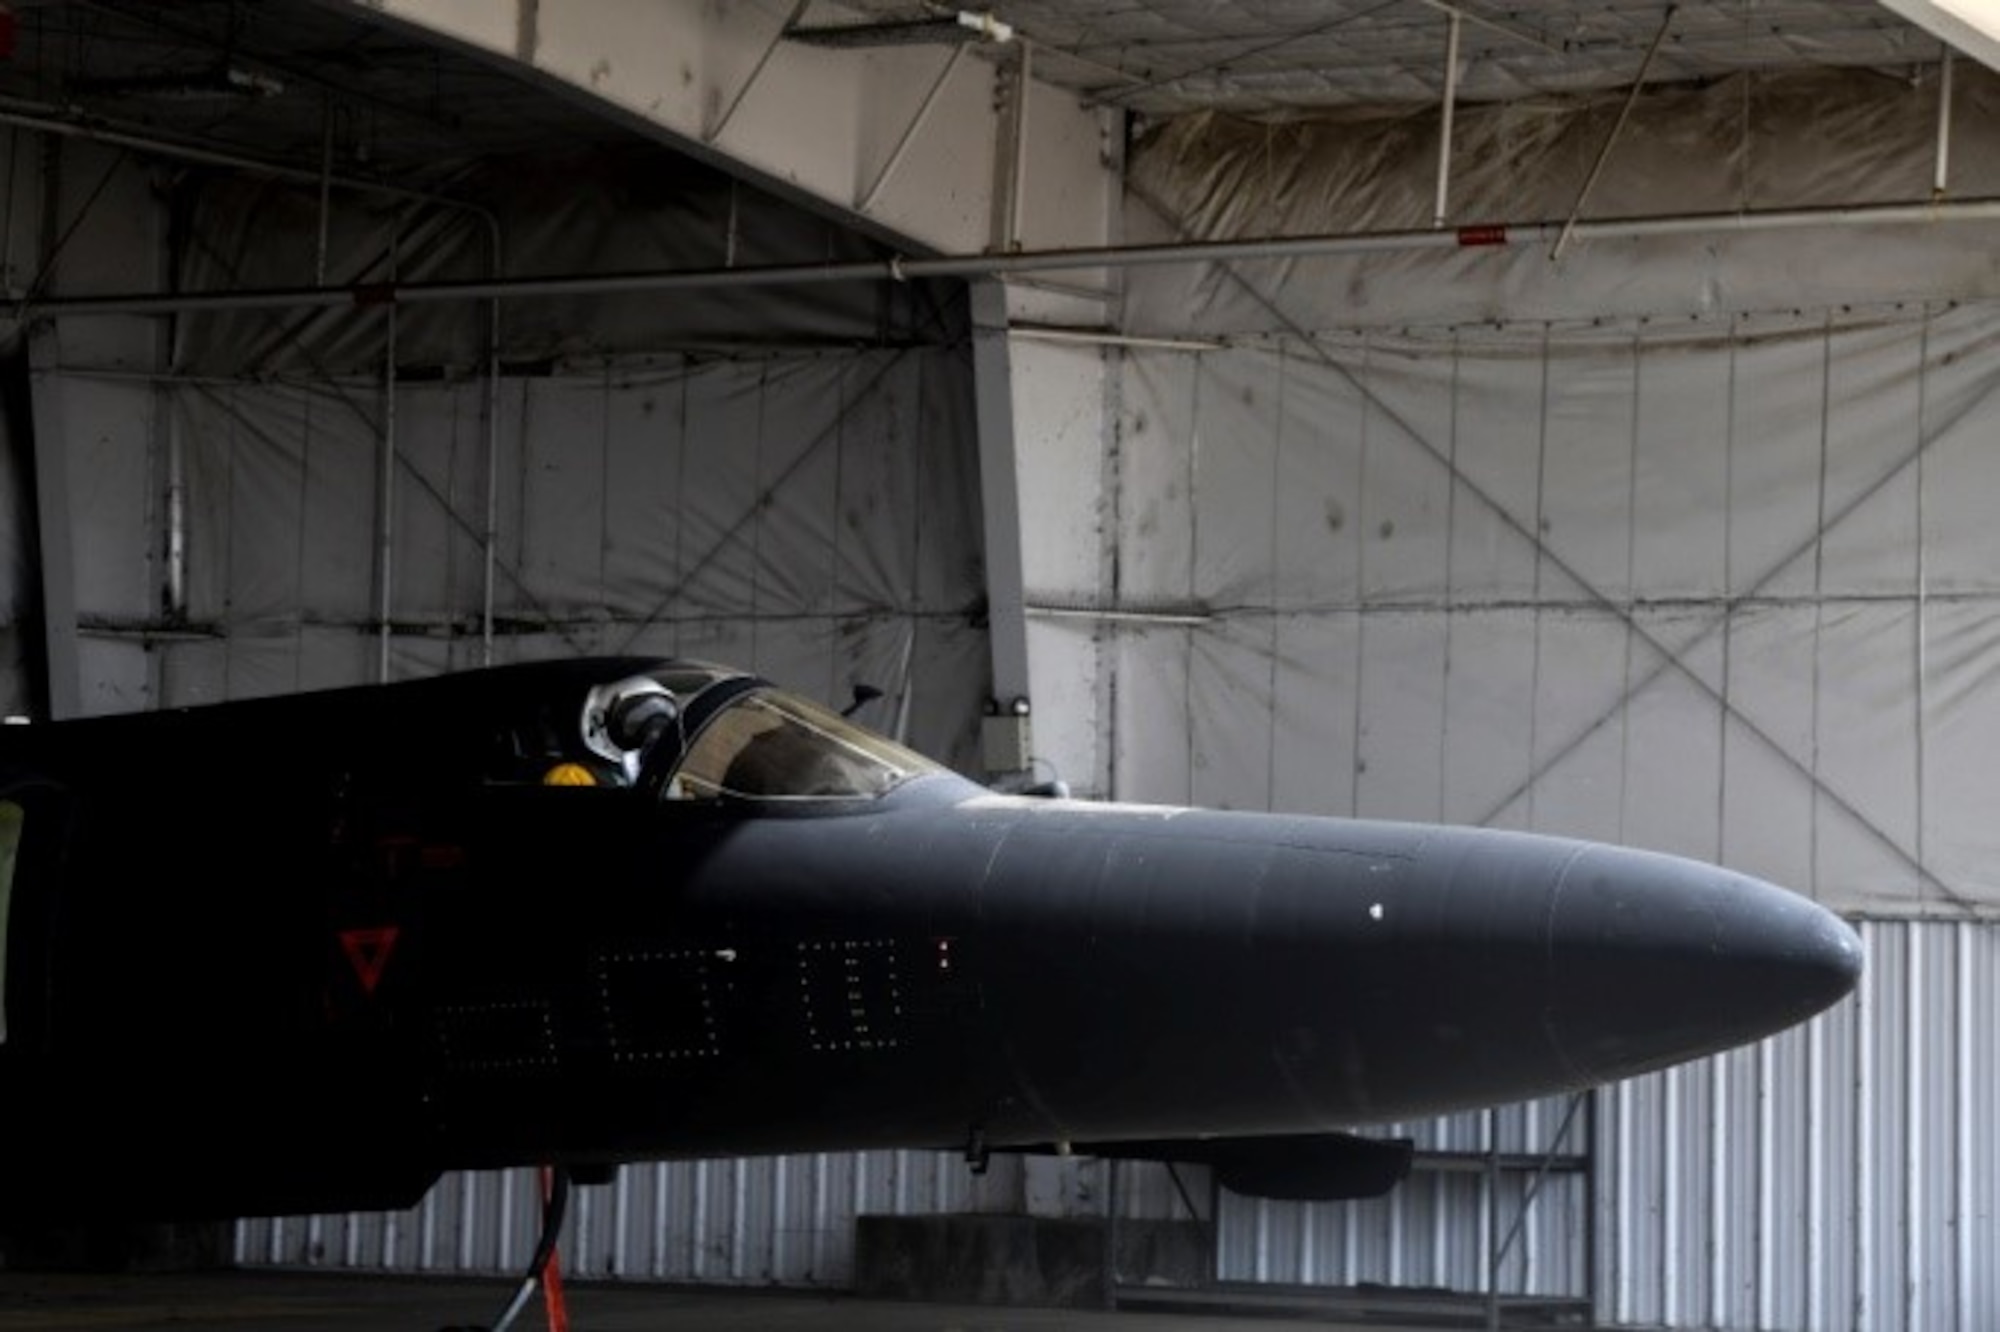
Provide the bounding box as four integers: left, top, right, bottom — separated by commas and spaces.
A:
340, 926, 400, 995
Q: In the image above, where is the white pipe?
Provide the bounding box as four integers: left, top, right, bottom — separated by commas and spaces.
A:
958, 11, 1014, 42
1009, 325, 1222, 351
1010, 40, 1032, 251
0, 100, 471, 213
30, 196, 2000, 317
1025, 604, 1212, 626
1434, 12, 1461, 229
1934, 51, 1954, 200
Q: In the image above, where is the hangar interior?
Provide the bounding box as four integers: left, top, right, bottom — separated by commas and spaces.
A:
0, 1, 1993, 1329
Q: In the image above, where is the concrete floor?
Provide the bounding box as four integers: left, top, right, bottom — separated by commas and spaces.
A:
0, 1270, 1497, 1332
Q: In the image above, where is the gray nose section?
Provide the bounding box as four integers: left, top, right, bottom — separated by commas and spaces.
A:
1543, 846, 1863, 1084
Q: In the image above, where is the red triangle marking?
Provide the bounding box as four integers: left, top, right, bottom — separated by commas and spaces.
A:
340, 926, 400, 995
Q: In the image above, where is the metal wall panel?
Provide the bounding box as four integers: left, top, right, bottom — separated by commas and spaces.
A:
237, 1151, 1027, 1285
1214, 1095, 1590, 1298
1197, 920, 1995, 1332
87, 349, 990, 771
1606, 918, 1995, 1332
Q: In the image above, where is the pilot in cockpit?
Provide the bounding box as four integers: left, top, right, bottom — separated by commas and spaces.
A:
581, 676, 684, 793
487, 697, 629, 789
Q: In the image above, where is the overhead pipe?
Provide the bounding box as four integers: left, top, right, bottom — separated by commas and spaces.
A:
1009, 324, 1222, 351
0, 100, 479, 215
1010, 39, 1032, 251
1025, 604, 1212, 627
0, 96, 510, 347
26, 196, 2000, 319
1934, 50, 1953, 200
1434, 11, 1461, 229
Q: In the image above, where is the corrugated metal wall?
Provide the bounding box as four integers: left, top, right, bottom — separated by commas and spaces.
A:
1212, 919, 1997, 1332
240, 919, 1995, 1332
1596, 918, 1995, 1332
236, 1151, 1203, 1285
237, 1151, 1026, 1286
1215, 1095, 1591, 1298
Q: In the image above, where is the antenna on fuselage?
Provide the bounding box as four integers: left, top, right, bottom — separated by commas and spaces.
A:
841, 683, 884, 718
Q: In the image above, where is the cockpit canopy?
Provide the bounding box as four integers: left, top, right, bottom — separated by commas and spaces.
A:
487, 662, 945, 803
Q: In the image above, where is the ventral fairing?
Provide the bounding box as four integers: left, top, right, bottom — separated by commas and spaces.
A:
0, 657, 1861, 1221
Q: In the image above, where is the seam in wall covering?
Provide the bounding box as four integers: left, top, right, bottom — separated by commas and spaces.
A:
1107, 304, 2000, 917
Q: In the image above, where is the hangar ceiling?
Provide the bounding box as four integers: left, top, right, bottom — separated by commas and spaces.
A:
0, 0, 642, 191
827, 0, 1948, 114
0, 0, 1964, 209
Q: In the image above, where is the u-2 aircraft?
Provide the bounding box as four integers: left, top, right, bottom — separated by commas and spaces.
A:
0, 656, 1861, 1222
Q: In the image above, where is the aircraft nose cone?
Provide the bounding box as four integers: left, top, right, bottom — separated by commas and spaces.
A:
1543, 846, 1862, 1084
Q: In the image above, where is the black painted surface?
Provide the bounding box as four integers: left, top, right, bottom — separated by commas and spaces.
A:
0, 657, 1862, 1223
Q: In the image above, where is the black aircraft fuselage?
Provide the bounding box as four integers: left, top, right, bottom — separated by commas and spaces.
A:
0, 657, 1862, 1221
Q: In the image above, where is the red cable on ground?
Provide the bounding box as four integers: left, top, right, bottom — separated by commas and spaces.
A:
539, 1167, 570, 1332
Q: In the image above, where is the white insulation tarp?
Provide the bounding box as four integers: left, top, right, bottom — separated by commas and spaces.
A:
1110, 307, 2000, 916
1058, 58, 2000, 1332
1104, 66, 2000, 922
98, 346, 989, 767
171, 147, 951, 375
1122, 67, 2000, 336
14, 135, 990, 764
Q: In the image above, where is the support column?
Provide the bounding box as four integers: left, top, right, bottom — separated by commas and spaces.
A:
970, 279, 1032, 776
961, 23, 1126, 787
24, 322, 79, 720
967, 278, 1124, 794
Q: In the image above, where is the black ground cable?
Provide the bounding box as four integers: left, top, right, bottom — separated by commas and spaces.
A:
438, 1165, 570, 1332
